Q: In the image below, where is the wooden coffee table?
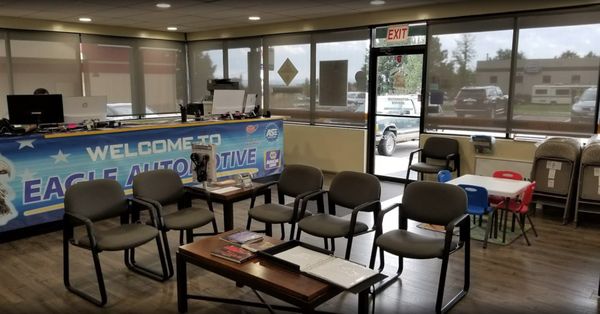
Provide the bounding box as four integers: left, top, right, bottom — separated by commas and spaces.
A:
189, 183, 271, 231
177, 232, 378, 313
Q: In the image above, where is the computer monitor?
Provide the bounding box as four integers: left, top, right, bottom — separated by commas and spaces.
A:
212, 90, 246, 115
7, 94, 64, 125
62, 96, 108, 123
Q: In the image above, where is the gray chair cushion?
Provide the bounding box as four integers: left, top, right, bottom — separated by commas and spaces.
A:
77, 224, 158, 251
408, 162, 447, 174
376, 229, 459, 259
163, 207, 215, 230
249, 203, 312, 223
298, 214, 368, 238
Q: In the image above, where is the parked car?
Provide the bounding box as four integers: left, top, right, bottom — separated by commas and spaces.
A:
570, 87, 598, 124
454, 86, 507, 119
375, 97, 419, 156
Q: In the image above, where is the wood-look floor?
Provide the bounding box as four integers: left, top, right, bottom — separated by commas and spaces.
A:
1, 179, 600, 314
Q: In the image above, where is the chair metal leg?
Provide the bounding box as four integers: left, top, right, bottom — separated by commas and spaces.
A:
289, 223, 296, 241
514, 214, 531, 246
435, 255, 450, 314
280, 224, 285, 240
526, 214, 538, 237
331, 238, 335, 252
323, 238, 329, 250
246, 215, 252, 230
64, 236, 108, 306
344, 236, 353, 260
161, 230, 175, 279
295, 229, 302, 241
124, 235, 170, 281
179, 230, 184, 245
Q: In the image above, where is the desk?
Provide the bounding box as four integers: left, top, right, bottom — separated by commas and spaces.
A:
176, 233, 374, 313
447, 174, 530, 243
190, 183, 271, 231
0, 117, 284, 234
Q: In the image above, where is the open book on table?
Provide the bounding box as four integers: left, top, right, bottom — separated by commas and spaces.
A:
272, 245, 379, 290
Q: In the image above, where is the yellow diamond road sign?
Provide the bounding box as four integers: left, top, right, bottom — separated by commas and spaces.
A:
278, 58, 298, 86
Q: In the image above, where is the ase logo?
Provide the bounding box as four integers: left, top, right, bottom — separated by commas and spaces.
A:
264, 123, 279, 142
246, 124, 258, 134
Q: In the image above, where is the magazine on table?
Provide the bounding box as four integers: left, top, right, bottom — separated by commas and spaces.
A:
241, 240, 277, 252
210, 244, 254, 263
273, 246, 379, 289
221, 230, 263, 245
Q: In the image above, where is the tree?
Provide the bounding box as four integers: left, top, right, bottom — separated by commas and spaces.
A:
492, 49, 526, 60
584, 51, 599, 58
452, 34, 476, 88
558, 50, 580, 59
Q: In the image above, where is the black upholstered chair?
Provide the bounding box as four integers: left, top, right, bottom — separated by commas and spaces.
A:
132, 169, 218, 278
247, 164, 323, 240
63, 179, 169, 306
369, 181, 470, 314
406, 137, 460, 181
296, 171, 381, 260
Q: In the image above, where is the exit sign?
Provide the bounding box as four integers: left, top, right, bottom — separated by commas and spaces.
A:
386, 25, 409, 43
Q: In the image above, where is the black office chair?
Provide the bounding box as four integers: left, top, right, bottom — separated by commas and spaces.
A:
296, 171, 381, 260
247, 164, 324, 240
132, 169, 218, 278
406, 137, 460, 181
369, 181, 470, 314
63, 179, 169, 306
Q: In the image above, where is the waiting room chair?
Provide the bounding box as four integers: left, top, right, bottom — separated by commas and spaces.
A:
459, 184, 495, 248
132, 169, 218, 278
63, 179, 169, 306
406, 137, 460, 181
575, 142, 600, 226
247, 164, 323, 240
495, 181, 537, 246
530, 137, 580, 224
437, 170, 453, 183
296, 171, 381, 260
369, 181, 470, 314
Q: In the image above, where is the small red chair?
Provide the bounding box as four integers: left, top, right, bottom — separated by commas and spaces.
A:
495, 181, 538, 246
489, 170, 523, 204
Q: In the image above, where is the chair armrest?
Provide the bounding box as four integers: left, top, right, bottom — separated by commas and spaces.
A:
298, 190, 328, 218
444, 213, 470, 251
250, 181, 279, 208
445, 153, 459, 168
289, 189, 322, 220
347, 200, 381, 236
407, 148, 423, 166
129, 197, 161, 228
374, 203, 401, 236
64, 212, 97, 248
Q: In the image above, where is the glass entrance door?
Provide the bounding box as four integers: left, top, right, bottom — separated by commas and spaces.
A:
371, 53, 423, 181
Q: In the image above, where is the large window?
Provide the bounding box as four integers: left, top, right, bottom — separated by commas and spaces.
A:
424, 19, 514, 135
227, 38, 262, 108
315, 30, 369, 127
81, 36, 135, 115
188, 41, 224, 103
511, 11, 600, 136
10, 31, 81, 97
264, 35, 311, 123
0, 32, 8, 118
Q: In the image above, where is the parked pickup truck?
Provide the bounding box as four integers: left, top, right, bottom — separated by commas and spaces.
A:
375, 96, 420, 156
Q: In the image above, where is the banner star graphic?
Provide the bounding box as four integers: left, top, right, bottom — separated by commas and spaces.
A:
19, 169, 36, 182
17, 139, 35, 149
50, 150, 71, 164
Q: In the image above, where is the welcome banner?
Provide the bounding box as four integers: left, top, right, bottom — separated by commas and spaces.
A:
0, 119, 284, 233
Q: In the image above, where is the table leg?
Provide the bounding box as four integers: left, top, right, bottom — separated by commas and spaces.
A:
177, 253, 188, 313
358, 289, 369, 314
223, 202, 234, 231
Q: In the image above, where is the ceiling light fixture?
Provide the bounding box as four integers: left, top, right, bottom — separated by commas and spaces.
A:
78, 17, 92, 22
370, 0, 385, 5
167, 26, 178, 31
248, 16, 261, 21
156, 3, 171, 9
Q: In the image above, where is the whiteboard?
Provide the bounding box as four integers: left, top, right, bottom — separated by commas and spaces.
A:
475, 157, 533, 179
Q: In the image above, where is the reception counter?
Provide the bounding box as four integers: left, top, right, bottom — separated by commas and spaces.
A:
0, 117, 284, 234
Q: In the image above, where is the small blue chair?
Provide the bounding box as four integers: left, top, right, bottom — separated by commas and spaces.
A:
437, 170, 452, 183
458, 184, 495, 248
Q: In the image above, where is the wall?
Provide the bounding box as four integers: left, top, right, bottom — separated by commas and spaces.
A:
284, 124, 366, 173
